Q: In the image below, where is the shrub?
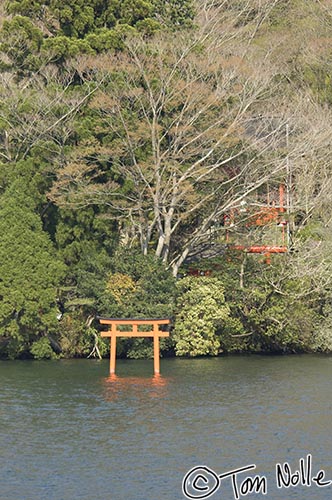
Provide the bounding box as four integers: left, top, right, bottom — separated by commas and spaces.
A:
30, 337, 56, 360
173, 276, 230, 357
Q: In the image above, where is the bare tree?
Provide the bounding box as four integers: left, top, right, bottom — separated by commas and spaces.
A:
0, 66, 101, 168
49, 2, 332, 276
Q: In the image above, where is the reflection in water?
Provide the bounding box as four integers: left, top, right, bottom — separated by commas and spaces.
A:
102, 373, 170, 401
2, 356, 332, 500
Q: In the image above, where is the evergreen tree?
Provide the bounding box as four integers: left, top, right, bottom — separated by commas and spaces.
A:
0, 181, 65, 358
1, 0, 195, 69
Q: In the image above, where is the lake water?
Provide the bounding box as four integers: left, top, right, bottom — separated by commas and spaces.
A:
1, 355, 332, 500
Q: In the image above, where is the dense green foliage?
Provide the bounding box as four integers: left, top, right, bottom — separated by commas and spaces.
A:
1, 0, 332, 359
1, 0, 194, 71
174, 277, 230, 356
0, 182, 65, 358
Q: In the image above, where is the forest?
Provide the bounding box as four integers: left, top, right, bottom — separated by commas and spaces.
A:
1, 0, 332, 360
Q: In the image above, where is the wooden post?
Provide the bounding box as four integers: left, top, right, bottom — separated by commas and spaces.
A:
110, 335, 116, 375
154, 334, 160, 375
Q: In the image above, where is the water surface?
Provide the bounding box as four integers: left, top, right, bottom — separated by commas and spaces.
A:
1, 355, 332, 499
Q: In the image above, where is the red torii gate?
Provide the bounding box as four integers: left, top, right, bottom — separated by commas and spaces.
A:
97, 317, 171, 375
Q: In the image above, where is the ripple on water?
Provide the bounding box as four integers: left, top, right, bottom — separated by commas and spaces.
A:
1, 356, 332, 499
